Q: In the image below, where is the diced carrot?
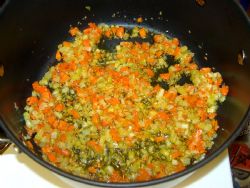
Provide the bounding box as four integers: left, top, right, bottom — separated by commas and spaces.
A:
69, 109, 80, 119
25, 140, 34, 150
59, 134, 67, 142
187, 129, 205, 154
83, 27, 92, 34
155, 50, 163, 57
109, 171, 127, 182
144, 119, 152, 128
57, 120, 69, 131
108, 98, 120, 105
155, 136, 165, 142
60, 72, 70, 83
110, 128, 121, 142
208, 112, 217, 119
42, 145, 52, 154
88, 166, 97, 174
92, 113, 100, 126
200, 67, 211, 73
199, 109, 207, 122
175, 163, 186, 173
153, 34, 163, 43
172, 38, 179, 46
55, 103, 64, 112
69, 27, 79, 36
26, 96, 38, 105
145, 68, 154, 77
88, 22, 97, 28
211, 119, 219, 131
215, 77, 223, 86
82, 39, 91, 47
101, 120, 109, 127
137, 17, 143, 23
185, 95, 198, 107
160, 73, 170, 80
147, 163, 154, 169
56, 50, 62, 61
47, 115, 56, 126
139, 28, 147, 38
67, 125, 75, 131
87, 140, 103, 153
61, 149, 70, 156
136, 169, 151, 182
116, 27, 125, 38
189, 63, 198, 70
47, 153, 57, 163
153, 84, 161, 93
171, 150, 182, 159
105, 30, 112, 38
63, 41, 71, 47
158, 111, 169, 121
220, 85, 229, 96
173, 47, 180, 57
147, 57, 156, 65
120, 77, 130, 87
120, 66, 129, 72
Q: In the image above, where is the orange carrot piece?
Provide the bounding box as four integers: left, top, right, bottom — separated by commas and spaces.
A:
172, 38, 179, 46
160, 73, 170, 80
47, 115, 56, 126
69, 27, 79, 36
63, 41, 71, 47
88, 166, 97, 174
173, 47, 180, 57
87, 140, 103, 153
116, 27, 125, 38
108, 98, 120, 105
220, 85, 229, 96
153, 34, 163, 43
208, 112, 217, 119
55, 50, 62, 61
61, 149, 70, 156
92, 113, 100, 126
105, 30, 112, 38
147, 57, 156, 65
145, 68, 154, 77
139, 28, 147, 38
109, 171, 127, 182
60, 72, 70, 83
59, 134, 67, 142
26, 96, 38, 105
158, 111, 169, 121
200, 67, 211, 73
137, 17, 143, 23
110, 128, 121, 142
82, 39, 91, 47
155, 50, 163, 57
47, 153, 57, 163
155, 136, 165, 142
136, 169, 151, 182
175, 163, 186, 173
171, 150, 182, 159
70, 109, 80, 119
55, 103, 64, 112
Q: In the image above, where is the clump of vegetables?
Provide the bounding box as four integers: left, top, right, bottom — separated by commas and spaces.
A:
23, 23, 229, 182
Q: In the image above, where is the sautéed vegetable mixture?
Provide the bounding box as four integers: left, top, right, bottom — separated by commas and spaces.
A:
23, 23, 229, 182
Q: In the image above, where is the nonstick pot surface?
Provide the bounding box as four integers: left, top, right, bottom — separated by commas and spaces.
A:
0, 0, 249, 187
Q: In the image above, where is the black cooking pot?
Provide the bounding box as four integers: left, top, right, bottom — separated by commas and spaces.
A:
0, 0, 249, 187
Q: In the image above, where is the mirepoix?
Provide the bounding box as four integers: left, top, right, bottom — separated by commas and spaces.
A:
23, 23, 229, 182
